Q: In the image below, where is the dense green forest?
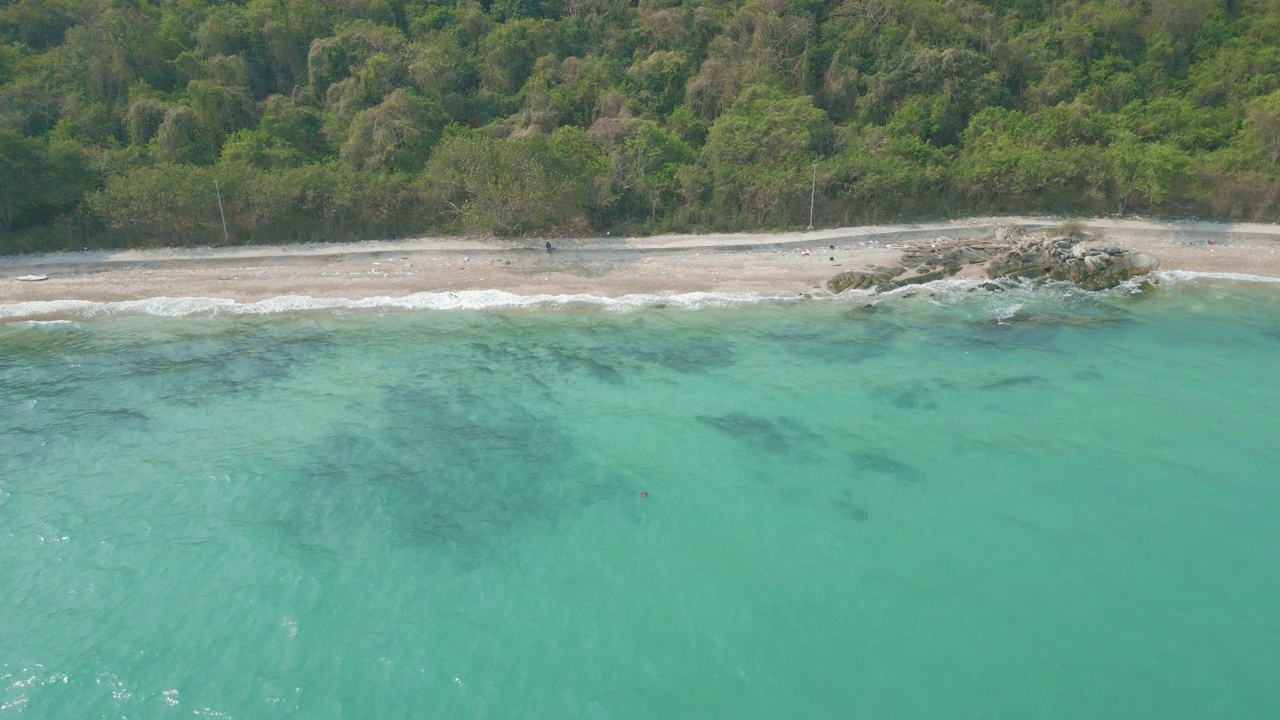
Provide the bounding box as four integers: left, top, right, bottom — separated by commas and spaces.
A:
3, 0, 1280, 251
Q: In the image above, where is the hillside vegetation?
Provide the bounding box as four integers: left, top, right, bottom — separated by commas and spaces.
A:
4, 0, 1280, 251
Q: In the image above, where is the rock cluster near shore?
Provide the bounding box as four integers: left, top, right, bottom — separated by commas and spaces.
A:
826, 228, 1159, 294
986, 234, 1159, 290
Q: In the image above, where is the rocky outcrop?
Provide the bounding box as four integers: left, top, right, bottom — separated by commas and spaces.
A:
826, 266, 906, 293
986, 235, 1157, 291
900, 243, 998, 271
825, 227, 1158, 294
876, 242, 998, 291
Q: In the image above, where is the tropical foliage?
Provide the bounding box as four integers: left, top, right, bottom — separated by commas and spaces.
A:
4, 0, 1280, 250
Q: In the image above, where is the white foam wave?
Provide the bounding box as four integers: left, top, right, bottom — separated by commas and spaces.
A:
1154, 270, 1280, 285
0, 290, 803, 320
6, 271, 1275, 322
13, 319, 80, 328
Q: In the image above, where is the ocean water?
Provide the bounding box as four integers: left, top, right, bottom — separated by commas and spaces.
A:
2, 276, 1279, 718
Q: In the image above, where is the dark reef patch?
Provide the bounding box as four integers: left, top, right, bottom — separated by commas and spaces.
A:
696, 412, 816, 453
949, 321, 1065, 352
765, 318, 904, 365
107, 324, 330, 406
983, 374, 1048, 390
274, 381, 601, 563
633, 338, 735, 373
698, 412, 791, 452
872, 381, 940, 410
849, 450, 924, 483
547, 344, 625, 385
833, 498, 870, 522
465, 317, 741, 380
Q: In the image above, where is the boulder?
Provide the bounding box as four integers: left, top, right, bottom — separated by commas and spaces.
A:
1129, 252, 1158, 272
826, 265, 906, 293
826, 271, 872, 293
874, 267, 956, 292
954, 247, 991, 264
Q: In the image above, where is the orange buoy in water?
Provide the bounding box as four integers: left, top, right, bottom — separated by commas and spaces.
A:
640, 491, 648, 497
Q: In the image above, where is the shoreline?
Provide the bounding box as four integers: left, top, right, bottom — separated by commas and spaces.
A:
3, 217, 1280, 308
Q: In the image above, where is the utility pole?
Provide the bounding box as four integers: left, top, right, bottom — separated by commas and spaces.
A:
213, 180, 229, 243
807, 163, 817, 231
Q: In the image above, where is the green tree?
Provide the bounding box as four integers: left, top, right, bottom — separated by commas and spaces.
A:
828, 127, 951, 223
219, 128, 305, 170
1108, 134, 1192, 213
340, 89, 442, 172
187, 77, 260, 155
0, 129, 50, 233
607, 120, 693, 223
127, 98, 169, 147
259, 95, 328, 159
406, 33, 476, 122
478, 19, 552, 97
1243, 89, 1280, 166
424, 125, 608, 234
153, 105, 208, 164
13, 0, 1280, 245
690, 85, 827, 226
88, 164, 231, 246
0, 129, 91, 236
629, 51, 690, 115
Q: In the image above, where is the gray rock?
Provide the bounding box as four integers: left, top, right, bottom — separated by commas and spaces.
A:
878, 269, 951, 291
1129, 252, 1158, 271
955, 247, 991, 264
975, 230, 1159, 290
826, 271, 871, 293
826, 266, 907, 294
827, 228, 1158, 295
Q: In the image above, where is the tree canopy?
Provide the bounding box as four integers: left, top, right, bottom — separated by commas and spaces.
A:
4, 0, 1280, 251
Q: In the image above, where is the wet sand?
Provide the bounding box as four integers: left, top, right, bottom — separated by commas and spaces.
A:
3, 217, 1280, 305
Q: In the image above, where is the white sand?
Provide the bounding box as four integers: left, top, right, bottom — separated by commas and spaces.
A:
2, 216, 1279, 305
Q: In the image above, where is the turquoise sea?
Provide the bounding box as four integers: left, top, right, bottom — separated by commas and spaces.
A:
2, 276, 1279, 718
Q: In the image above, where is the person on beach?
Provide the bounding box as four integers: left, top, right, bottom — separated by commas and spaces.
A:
546, 241, 553, 254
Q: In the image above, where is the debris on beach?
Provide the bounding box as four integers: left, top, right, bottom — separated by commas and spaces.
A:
825, 227, 1158, 294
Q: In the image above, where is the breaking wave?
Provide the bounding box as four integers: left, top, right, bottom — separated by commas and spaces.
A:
0, 290, 806, 320
2, 270, 1276, 322
1153, 270, 1280, 285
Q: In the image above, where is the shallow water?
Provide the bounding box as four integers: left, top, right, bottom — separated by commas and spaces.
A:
3, 279, 1279, 717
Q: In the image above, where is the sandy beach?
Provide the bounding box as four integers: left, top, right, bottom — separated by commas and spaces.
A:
3, 216, 1280, 306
